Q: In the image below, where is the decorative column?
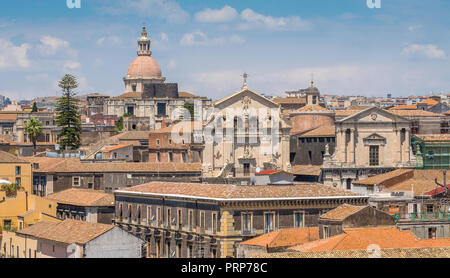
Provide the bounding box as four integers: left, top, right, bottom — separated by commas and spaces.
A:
350, 128, 356, 164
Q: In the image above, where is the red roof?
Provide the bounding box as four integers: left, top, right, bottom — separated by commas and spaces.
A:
255, 170, 281, 175
424, 185, 449, 196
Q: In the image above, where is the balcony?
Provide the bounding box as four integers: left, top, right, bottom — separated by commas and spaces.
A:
395, 212, 450, 222
241, 228, 256, 236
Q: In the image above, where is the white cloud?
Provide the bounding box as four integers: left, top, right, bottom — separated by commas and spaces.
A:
195, 5, 238, 23
63, 61, 81, 70
159, 32, 169, 42
180, 31, 244, 46
401, 44, 447, 60
238, 9, 311, 31
408, 25, 422, 31
39, 36, 70, 55
0, 39, 31, 70
97, 35, 122, 46
102, 0, 189, 24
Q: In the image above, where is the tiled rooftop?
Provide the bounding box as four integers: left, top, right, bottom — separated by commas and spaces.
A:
45, 189, 114, 207
17, 219, 114, 245
253, 247, 450, 258
353, 169, 449, 196
240, 227, 319, 248
116, 182, 363, 200
22, 158, 201, 173
288, 227, 450, 252
319, 204, 367, 221
0, 150, 29, 163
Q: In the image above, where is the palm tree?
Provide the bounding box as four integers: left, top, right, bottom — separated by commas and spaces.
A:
24, 117, 43, 155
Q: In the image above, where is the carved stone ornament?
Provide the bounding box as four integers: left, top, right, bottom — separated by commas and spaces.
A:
242, 96, 251, 110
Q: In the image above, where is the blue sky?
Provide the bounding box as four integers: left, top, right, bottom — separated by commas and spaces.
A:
0, 0, 449, 100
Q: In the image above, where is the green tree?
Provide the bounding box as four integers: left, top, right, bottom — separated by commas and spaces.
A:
31, 102, 38, 112
115, 116, 124, 131
24, 117, 43, 155
55, 74, 82, 150
183, 102, 194, 119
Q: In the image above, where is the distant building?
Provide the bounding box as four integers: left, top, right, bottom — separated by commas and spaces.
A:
322, 107, 416, 193
45, 188, 115, 224
1, 219, 145, 258
114, 181, 366, 258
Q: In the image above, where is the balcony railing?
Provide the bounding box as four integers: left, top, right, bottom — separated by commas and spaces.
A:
395, 212, 450, 222
241, 228, 256, 236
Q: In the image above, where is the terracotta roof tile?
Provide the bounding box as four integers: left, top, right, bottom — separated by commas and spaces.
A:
296, 126, 335, 137
288, 227, 446, 252
101, 144, 131, 152
354, 169, 448, 196
0, 151, 29, 163
390, 104, 418, 110
253, 247, 450, 258
45, 189, 114, 207
390, 110, 443, 117
28, 159, 201, 173
291, 165, 322, 176
296, 105, 331, 112
273, 97, 306, 104
319, 204, 367, 221
240, 227, 319, 248
117, 182, 363, 200
17, 219, 114, 245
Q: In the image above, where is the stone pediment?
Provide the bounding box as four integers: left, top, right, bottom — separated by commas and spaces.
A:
338, 106, 409, 124
214, 88, 279, 110
363, 133, 386, 145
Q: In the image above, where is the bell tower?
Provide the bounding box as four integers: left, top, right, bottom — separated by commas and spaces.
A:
137, 26, 151, 56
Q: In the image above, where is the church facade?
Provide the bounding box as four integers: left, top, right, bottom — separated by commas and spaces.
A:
201, 85, 291, 181
322, 107, 416, 194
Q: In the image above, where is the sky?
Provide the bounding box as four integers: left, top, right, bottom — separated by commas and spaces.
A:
0, 0, 449, 101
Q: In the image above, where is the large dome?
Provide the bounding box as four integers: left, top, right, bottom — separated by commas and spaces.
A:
127, 56, 162, 77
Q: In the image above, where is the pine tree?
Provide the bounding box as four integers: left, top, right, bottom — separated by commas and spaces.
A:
55, 74, 82, 151
31, 102, 38, 112
24, 117, 43, 155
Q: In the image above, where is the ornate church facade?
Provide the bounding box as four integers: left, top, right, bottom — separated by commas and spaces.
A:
202, 83, 291, 181
322, 107, 416, 194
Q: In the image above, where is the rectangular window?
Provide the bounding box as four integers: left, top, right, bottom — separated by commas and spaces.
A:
177, 242, 182, 258
45, 134, 50, 142
212, 213, 218, 234
264, 213, 275, 233
323, 226, 329, 238
200, 211, 205, 229
294, 212, 304, 228
243, 163, 250, 177
157, 103, 167, 116
242, 213, 252, 233
15, 166, 21, 175
182, 152, 187, 163
169, 152, 173, 162
167, 208, 172, 225
177, 209, 182, 229
188, 210, 194, 230
15, 177, 21, 185
72, 177, 80, 187
369, 146, 379, 166
156, 152, 161, 162
157, 207, 162, 224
